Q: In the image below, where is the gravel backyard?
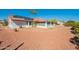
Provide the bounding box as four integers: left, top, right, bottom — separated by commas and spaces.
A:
0, 25, 76, 50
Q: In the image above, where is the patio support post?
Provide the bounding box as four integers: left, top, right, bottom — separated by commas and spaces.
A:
45, 22, 47, 28
50, 22, 52, 27
28, 21, 29, 27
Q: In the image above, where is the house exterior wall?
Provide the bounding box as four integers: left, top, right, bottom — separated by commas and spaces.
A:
8, 16, 33, 29
36, 22, 47, 28
8, 21, 32, 29
35, 22, 54, 28
8, 20, 54, 29
8, 21, 19, 29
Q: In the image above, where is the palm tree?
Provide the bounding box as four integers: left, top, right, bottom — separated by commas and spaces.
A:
29, 9, 38, 15
48, 18, 57, 24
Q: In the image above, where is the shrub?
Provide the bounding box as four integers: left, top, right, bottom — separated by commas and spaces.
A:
64, 20, 79, 34
3, 19, 8, 26
74, 34, 79, 45
71, 22, 79, 34
64, 20, 76, 27
73, 28, 79, 34
14, 28, 19, 32
75, 34, 79, 38
70, 34, 79, 46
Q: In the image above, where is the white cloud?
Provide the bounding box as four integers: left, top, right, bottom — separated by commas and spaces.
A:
0, 0, 79, 9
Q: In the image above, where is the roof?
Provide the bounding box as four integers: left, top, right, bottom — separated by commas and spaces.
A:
9, 15, 33, 21
12, 15, 33, 20
9, 15, 49, 22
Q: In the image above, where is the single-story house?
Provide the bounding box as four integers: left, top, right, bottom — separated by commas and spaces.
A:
8, 15, 55, 29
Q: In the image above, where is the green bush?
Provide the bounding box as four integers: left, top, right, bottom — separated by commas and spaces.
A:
64, 20, 76, 27
3, 19, 8, 26
73, 28, 79, 34
75, 34, 79, 39
64, 20, 79, 34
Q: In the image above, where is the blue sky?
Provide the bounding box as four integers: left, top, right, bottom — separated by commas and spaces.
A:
0, 9, 79, 21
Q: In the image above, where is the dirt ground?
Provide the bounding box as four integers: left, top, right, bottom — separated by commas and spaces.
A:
0, 25, 76, 50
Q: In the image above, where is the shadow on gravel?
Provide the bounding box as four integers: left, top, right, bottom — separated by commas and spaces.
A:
1, 44, 12, 50
14, 42, 24, 50
0, 41, 3, 45
70, 37, 79, 50
0, 42, 24, 50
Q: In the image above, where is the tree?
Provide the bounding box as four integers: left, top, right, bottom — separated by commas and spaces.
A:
3, 19, 8, 26
48, 18, 57, 24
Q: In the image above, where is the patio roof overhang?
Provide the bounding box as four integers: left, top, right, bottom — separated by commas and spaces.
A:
33, 18, 48, 23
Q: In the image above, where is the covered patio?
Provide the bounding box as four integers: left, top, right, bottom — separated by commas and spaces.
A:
33, 18, 54, 28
